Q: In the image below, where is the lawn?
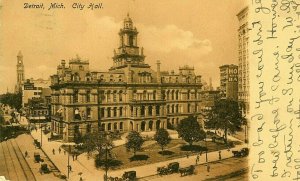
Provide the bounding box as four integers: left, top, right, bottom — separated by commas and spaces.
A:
108, 139, 229, 170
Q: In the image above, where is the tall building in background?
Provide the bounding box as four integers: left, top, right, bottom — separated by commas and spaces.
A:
237, 7, 249, 112
219, 64, 238, 101
15, 51, 25, 93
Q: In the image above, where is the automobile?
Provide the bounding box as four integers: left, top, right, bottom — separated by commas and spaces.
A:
39, 163, 50, 174
232, 147, 249, 157
34, 152, 41, 163
122, 170, 136, 181
167, 162, 180, 173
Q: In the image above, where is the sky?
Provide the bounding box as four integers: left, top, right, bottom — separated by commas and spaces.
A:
0, 0, 247, 94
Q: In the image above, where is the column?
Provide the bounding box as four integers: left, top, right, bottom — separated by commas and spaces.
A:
145, 121, 149, 131
110, 108, 114, 118
133, 106, 137, 117
104, 107, 108, 118
153, 107, 156, 116
137, 123, 140, 132
160, 106, 163, 116
137, 106, 141, 117
145, 106, 148, 117
117, 107, 120, 117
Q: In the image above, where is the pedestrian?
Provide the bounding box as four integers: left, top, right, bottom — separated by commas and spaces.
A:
25, 151, 28, 158
75, 154, 78, 160
52, 148, 55, 155
69, 165, 72, 172
196, 155, 200, 164
72, 154, 75, 161
219, 150, 221, 160
59, 147, 61, 154
207, 164, 210, 172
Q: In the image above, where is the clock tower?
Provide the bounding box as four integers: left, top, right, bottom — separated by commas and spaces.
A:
110, 13, 149, 70
15, 51, 25, 93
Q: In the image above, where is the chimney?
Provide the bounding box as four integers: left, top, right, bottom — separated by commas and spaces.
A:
61, 60, 66, 67
156, 60, 161, 83
209, 77, 213, 90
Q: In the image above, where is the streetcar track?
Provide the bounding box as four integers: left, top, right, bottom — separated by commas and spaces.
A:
10, 139, 36, 181
3, 141, 19, 181
0, 141, 10, 179
12, 139, 37, 181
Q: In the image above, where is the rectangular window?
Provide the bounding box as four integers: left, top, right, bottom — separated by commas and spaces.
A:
74, 90, 78, 103
86, 90, 91, 102
87, 107, 91, 118
120, 107, 123, 117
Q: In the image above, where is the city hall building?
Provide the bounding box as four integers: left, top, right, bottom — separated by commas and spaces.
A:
50, 15, 203, 141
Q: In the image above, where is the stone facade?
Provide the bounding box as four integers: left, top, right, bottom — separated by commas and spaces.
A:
237, 7, 249, 112
219, 64, 238, 101
50, 14, 203, 142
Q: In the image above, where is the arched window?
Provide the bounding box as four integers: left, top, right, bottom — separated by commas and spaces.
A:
113, 107, 117, 117
129, 35, 134, 46
141, 106, 145, 116
156, 105, 160, 115
107, 107, 111, 117
87, 124, 91, 133
171, 90, 175, 100
120, 122, 123, 130
143, 90, 147, 100
86, 90, 90, 102
148, 106, 152, 116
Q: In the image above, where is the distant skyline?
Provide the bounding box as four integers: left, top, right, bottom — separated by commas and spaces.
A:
0, 0, 247, 94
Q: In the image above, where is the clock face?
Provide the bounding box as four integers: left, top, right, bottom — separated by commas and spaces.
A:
18, 61, 22, 64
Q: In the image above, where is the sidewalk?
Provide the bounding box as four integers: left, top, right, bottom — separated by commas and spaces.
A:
31, 129, 97, 181
31, 127, 246, 180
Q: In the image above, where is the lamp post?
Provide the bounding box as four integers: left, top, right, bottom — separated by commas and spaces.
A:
64, 142, 75, 179
39, 112, 44, 147
103, 143, 112, 181
205, 134, 208, 171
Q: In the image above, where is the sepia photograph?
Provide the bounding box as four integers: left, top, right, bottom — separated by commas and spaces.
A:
0, 0, 253, 180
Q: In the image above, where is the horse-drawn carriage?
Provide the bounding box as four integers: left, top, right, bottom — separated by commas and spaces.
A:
157, 162, 180, 175
179, 165, 195, 176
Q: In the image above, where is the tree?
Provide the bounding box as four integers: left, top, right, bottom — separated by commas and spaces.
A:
154, 128, 171, 151
126, 131, 144, 156
0, 93, 22, 110
205, 99, 246, 142
82, 131, 113, 158
177, 116, 206, 146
